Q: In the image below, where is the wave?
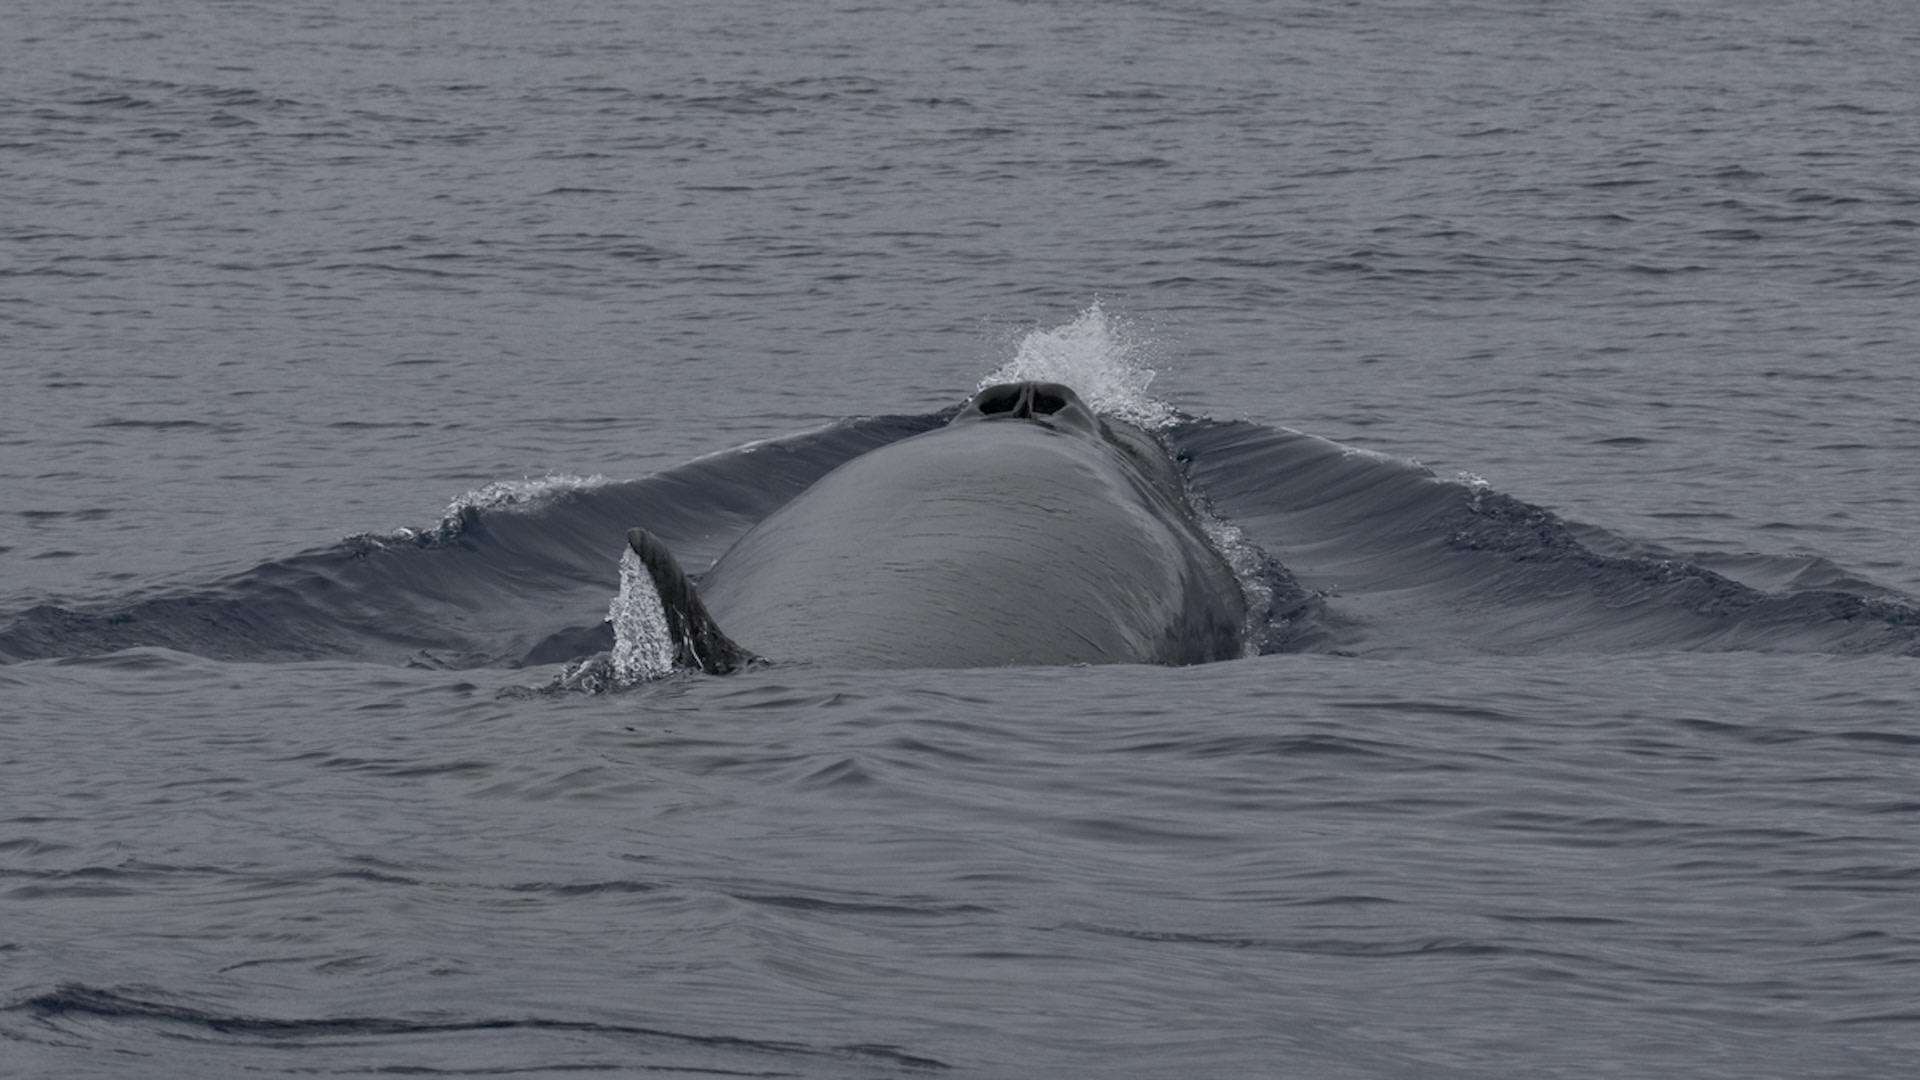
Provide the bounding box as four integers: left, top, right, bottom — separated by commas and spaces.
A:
1176, 419, 1920, 658
2, 401, 1915, 667
0, 414, 944, 667
2, 983, 946, 1072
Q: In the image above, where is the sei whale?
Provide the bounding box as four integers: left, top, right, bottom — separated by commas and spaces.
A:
627, 382, 1246, 672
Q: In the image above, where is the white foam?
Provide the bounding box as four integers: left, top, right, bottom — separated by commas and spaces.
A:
1195, 511, 1276, 659
441, 473, 612, 521
606, 547, 676, 685
1453, 471, 1494, 512
977, 302, 1176, 429
1338, 445, 1401, 464
375, 473, 615, 545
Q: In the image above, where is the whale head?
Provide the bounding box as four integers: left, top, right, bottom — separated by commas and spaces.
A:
950, 380, 1189, 514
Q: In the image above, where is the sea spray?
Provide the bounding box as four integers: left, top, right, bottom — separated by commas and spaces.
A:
373, 473, 614, 547
607, 546, 676, 684
979, 302, 1175, 429
1196, 513, 1276, 658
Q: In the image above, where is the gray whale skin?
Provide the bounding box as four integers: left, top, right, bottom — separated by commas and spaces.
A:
628, 381, 1246, 672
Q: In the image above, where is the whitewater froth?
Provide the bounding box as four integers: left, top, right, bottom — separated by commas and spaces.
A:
608, 547, 676, 685
978, 303, 1175, 429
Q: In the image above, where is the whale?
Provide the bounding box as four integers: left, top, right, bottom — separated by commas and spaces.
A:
627, 381, 1248, 672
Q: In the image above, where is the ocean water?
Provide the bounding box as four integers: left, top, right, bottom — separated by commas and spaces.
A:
4, 1, 1919, 1077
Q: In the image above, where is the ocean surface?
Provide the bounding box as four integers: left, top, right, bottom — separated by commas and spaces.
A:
4, 1, 1918, 1077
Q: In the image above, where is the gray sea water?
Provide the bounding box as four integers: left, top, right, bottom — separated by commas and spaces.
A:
4, 1, 1919, 1077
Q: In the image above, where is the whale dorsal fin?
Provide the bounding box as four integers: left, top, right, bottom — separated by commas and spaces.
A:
626, 528, 760, 675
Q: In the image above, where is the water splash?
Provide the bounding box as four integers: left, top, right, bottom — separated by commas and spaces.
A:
443, 474, 612, 518
1191, 515, 1259, 655
978, 302, 1175, 429
374, 474, 614, 546
607, 547, 675, 685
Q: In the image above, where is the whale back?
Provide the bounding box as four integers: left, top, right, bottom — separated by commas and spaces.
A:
696, 420, 1245, 669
